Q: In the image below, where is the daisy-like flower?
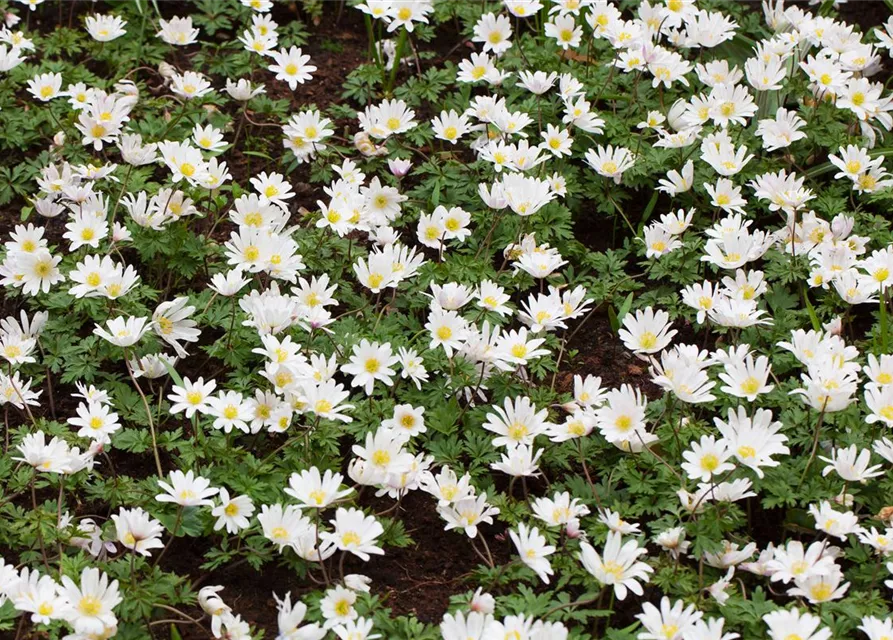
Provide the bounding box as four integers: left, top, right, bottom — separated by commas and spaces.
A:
211, 488, 255, 534
67, 400, 121, 444
171, 71, 214, 99
258, 503, 312, 550
11, 249, 65, 295
341, 339, 399, 395
864, 384, 893, 426
789, 571, 850, 604
27, 72, 63, 101
225, 78, 266, 101
168, 377, 217, 418
284, 467, 353, 509
419, 466, 475, 506
509, 523, 555, 583
155, 469, 218, 507
530, 491, 590, 530
302, 379, 355, 423
321, 585, 358, 628
431, 109, 471, 145
156, 15, 199, 45
60, 567, 122, 635
205, 390, 252, 434
386, 0, 433, 32
381, 403, 426, 439
439, 493, 500, 539
93, 316, 150, 348
585, 145, 636, 184
441, 611, 493, 640
764, 608, 831, 640
599, 508, 641, 536
111, 507, 164, 556
482, 395, 553, 448
545, 14, 582, 50
594, 384, 650, 446
580, 531, 654, 600
718, 352, 774, 401
425, 308, 469, 357
714, 406, 789, 478
274, 592, 326, 640
85, 14, 127, 41
472, 13, 513, 55
12, 568, 72, 625
681, 435, 735, 483
268, 46, 316, 89
636, 597, 702, 640
819, 444, 884, 483
322, 507, 385, 561
153, 297, 200, 358
618, 307, 677, 355
494, 328, 550, 368
808, 501, 859, 541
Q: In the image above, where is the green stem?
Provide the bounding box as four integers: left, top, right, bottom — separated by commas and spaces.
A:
385, 28, 408, 95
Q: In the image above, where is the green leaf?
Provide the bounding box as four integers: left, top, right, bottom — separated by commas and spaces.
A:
241, 150, 273, 161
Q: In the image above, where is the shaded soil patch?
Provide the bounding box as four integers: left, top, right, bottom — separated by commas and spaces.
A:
556, 312, 661, 398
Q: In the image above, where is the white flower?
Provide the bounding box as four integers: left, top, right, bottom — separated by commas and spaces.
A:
211, 488, 255, 533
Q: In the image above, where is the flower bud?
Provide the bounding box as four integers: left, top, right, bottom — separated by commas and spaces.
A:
388, 158, 412, 177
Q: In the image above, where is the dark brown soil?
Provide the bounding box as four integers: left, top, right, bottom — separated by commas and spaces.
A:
557, 313, 662, 398
162, 490, 509, 638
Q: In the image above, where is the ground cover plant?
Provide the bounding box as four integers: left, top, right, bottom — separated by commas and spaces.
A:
3, 0, 893, 638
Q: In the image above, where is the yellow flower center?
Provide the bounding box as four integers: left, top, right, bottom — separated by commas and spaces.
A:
602, 560, 625, 580
79, 596, 102, 616
335, 599, 352, 616
810, 583, 833, 601
616, 415, 632, 432
700, 454, 719, 472
508, 422, 528, 441
157, 316, 174, 335
35, 261, 52, 277
271, 526, 289, 540
315, 399, 333, 414
639, 332, 657, 350
740, 377, 760, 395
661, 624, 679, 639
341, 531, 361, 546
